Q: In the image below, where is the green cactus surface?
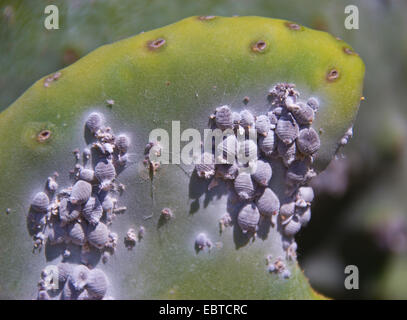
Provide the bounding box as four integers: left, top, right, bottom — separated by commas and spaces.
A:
0, 16, 364, 299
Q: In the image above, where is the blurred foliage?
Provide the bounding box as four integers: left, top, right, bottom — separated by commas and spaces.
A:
1, 0, 407, 299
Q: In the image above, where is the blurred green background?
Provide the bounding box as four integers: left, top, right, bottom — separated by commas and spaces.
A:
1, 0, 407, 299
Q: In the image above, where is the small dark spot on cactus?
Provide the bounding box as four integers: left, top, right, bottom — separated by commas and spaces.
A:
343, 47, 358, 56
252, 41, 267, 53
326, 68, 340, 82
148, 38, 166, 50
37, 130, 52, 143
63, 48, 80, 66
198, 16, 216, 21
243, 96, 250, 104
311, 16, 328, 31
285, 22, 303, 31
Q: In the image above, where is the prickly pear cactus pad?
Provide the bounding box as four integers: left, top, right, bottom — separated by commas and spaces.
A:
0, 16, 364, 299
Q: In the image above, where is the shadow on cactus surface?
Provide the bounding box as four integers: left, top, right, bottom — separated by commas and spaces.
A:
0, 13, 366, 300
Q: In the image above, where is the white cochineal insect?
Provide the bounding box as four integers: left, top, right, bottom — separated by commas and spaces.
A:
234, 172, 257, 200
195, 233, 212, 251
115, 134, 130, 154
237, 203, 260, 234
67, 221, 87, 246
256, 188, 280, 217
86, 112, 104, 134
297, 186, 314, 203
94, 161, 116, 190
78, 168, 95, 183
279, 202, 296, 220
31, 192, 50, 213
214, 105, 233, 130
287, 101, 315, 125
239, 109, 255, 129
297, 127, 320, 156
283, 215, 302, 237
276, 114, 299, 145
70, 180, 92, 205
255, 115, 271, 136
259, 130, 276, 156
86, 269, 109, 300
70, 264, 90, 291
251, 160, 272, 187
87, 222, 110, 249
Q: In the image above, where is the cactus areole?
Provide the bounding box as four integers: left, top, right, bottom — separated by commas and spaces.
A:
0, 16, 364, 299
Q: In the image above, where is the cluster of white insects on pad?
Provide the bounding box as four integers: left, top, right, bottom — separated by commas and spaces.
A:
193, 83, 322, 279
27, 82, 352, 296
29, 111, 135, 299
